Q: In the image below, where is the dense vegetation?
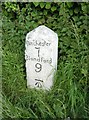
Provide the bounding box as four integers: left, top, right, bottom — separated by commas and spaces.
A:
2, 2, 89, 119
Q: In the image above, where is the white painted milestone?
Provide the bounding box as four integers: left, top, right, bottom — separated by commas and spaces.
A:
25, 25, 58, 90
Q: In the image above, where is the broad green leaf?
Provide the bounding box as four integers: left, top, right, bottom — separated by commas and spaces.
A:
44, 10, 47, 15
82, 5, 87, 13
33, 2, 39, 7
59, 4, 64, 15
77, 21, 82, 26
51, 6, 57, 12
61, 28, 67, 32
66, 3, 73, 8
45, 3, 51, 9
81, 69, 87, 77
40, 3, 45, 8
74, 8, 79, 14
69, 10, 73, 16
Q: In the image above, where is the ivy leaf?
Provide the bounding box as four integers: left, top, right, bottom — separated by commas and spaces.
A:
82, 5, 87, 13
74, 8, 79, 14
33, 2, 39, 7
45, 3, 51, 9
69, 10, 73, 16
66, 3, 73, 8
51, 6, 57, 12
44, 10, 47, 15
59, 4, 64, 15
31, 11, 37, 17
40, 3, 45, 8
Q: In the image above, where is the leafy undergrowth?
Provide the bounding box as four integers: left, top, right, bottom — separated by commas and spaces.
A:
2, 2, 89, 119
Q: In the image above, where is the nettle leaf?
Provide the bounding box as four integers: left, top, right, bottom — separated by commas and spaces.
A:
45, 3, 51, 9
51, 6, 57, 12
40, 3, 45, 8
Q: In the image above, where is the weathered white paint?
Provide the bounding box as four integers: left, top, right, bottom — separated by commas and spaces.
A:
25, 25, 58, 90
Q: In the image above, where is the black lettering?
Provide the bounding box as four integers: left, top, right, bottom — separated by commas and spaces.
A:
35, 47, 40, 57
35, 63, 42, 72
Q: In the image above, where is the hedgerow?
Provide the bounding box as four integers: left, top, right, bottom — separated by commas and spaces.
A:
2, 2, 89, 119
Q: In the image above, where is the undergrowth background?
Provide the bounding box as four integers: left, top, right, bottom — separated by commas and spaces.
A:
1, 2, 89, 119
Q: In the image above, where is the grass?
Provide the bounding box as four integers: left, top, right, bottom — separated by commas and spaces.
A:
2, 4, 89, 119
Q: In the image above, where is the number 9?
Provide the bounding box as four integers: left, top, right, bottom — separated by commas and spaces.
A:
35, 63, 42, 72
